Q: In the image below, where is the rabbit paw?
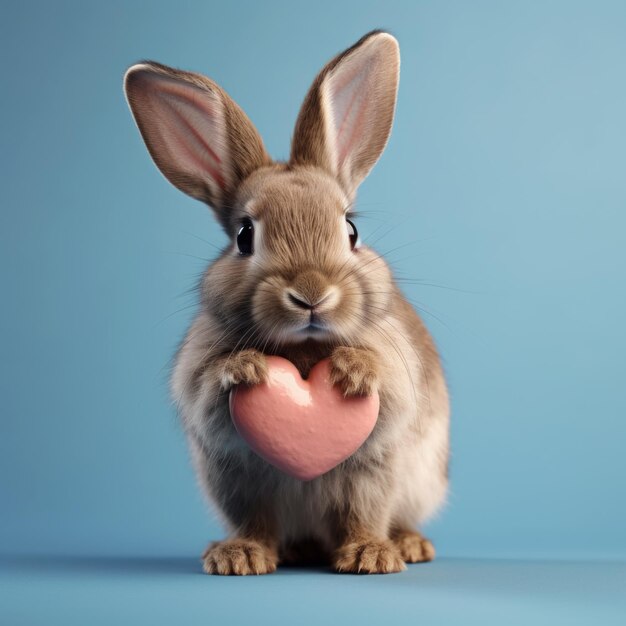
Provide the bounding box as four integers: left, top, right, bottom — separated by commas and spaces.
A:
330, 347, 379, 396
391, 531, 436, 563
202, 539, 277, 575
334, 539, 406, 574
219, 349, 268, 390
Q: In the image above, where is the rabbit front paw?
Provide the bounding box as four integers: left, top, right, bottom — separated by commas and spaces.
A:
330, 347, 379, 397
219, 349, 268, 390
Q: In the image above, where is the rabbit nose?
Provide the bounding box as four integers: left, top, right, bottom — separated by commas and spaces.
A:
286, 288, 338, 311
287, 291, 314, 310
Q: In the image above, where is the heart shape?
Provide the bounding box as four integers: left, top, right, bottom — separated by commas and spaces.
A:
229, 356, 379, 481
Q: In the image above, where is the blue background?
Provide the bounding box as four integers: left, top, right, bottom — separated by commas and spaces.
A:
1, 1, 625, 623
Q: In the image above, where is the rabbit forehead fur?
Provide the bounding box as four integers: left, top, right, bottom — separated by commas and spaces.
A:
235, 164, 349, 263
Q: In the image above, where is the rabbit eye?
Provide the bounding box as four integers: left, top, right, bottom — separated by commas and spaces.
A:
236, 218, 254, 255
346, 218, 359, 250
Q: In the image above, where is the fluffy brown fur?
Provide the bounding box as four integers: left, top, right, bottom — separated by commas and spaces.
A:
124, 31, 450, 575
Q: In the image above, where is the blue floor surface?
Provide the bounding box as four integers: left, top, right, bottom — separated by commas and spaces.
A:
1, 556, 624, 625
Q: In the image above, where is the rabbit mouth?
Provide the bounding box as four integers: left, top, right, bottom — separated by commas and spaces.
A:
303, 320, 327, 333
293, 317, 333, 339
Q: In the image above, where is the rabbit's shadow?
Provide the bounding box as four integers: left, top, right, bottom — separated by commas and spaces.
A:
4, 555, 333, 576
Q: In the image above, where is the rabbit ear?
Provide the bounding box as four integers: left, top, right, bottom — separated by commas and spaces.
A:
124, 62, 270, 221
290, 31, 400, 199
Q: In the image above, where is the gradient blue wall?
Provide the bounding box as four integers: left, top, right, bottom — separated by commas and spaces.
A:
2, 0, 625, 559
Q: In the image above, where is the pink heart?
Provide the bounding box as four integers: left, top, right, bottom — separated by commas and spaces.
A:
229, 356, 379, 481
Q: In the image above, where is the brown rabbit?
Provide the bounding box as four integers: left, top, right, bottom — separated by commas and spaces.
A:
124, 30, 449, 575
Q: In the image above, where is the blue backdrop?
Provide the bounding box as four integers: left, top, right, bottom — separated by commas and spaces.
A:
2, 0, 625, 563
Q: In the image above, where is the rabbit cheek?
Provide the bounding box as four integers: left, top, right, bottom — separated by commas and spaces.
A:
251, 276, 295, 338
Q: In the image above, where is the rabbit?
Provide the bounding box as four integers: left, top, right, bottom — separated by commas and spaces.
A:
124, 30, 449, 575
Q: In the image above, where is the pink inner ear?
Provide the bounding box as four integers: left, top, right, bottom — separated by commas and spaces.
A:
327, 61, 373, 168
160, 91, 226, 190
140, 73, 228, 194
